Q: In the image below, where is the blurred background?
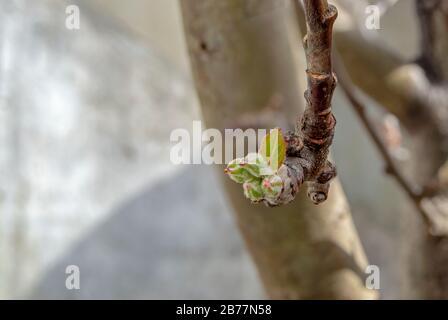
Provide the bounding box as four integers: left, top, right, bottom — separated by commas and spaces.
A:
0, 0, 419, 299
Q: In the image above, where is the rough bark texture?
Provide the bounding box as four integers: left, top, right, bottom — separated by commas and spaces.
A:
297, 0, 338, 203
181, 0, 376, 299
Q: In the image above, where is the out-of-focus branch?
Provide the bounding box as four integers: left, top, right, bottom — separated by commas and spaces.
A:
335, 31, 415, 121
389, 63, 448, 142
335, 60, 437, 232
413, 0, 448, 142
336, 56, 448, 237
416, 0, 448, 82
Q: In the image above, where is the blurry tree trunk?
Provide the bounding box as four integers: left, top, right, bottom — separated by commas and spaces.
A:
180, 0, 376, 299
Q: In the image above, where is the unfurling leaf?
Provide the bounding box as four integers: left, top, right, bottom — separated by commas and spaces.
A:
225, 157, 253, 183
225, 143, 287, 204
225, 153, 275, 184
243, 179, 264, 202
259, 128, 286, 172
261, 174, 283, 202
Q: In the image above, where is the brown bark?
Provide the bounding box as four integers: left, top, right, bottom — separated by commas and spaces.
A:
298, 0, 338, 202
180, 0, 376, 299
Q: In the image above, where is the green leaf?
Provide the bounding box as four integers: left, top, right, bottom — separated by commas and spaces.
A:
244, 153, 274, 176
259, 128, 286, 172
243, 178, 264, 202
225, 157, 254, 183
260, 174, 283, 201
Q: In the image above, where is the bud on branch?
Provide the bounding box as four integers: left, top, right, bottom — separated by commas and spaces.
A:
225, 0, 339, 206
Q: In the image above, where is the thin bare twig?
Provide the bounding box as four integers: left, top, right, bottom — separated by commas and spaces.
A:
334, 58, 433, 230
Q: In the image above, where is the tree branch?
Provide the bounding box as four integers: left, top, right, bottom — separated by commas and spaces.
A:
293, 0, 339, 202
181, 0, 376, 299
334, 59, 448, 234
225, 0, 339, 206
300, 0, 337, 168
416, 0, 448, 83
